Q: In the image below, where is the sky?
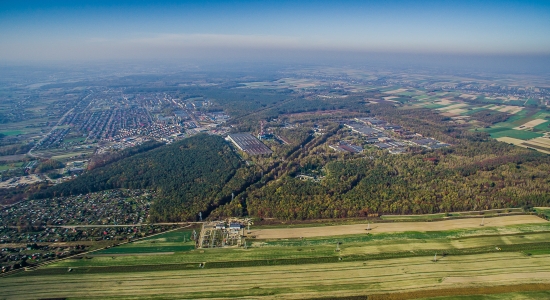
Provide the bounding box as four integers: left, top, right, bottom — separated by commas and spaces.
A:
1, 0, 550, 65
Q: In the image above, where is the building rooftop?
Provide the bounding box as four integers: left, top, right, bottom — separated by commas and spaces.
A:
227, 133, 273, 155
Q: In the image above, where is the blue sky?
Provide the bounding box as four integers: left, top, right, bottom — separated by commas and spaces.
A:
1, 0, 550, 62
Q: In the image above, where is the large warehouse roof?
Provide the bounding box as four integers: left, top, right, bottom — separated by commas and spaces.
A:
226, 133, 273, 155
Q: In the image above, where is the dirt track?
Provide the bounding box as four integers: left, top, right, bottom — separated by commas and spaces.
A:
250, 215, 547, 239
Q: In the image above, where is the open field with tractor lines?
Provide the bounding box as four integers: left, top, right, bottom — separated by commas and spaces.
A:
3, 252, 550, 300
249, 215, 545, 239
1, 215, 549, 299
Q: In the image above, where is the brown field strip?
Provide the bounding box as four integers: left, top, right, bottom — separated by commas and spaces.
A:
1, 253, 549, 299
250, 215, 546, 239
497, 137, 550, 154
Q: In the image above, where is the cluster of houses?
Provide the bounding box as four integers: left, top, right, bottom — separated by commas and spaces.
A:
113, 123, 183, 142
0, 190, 153, 243
1, 244, 88, 273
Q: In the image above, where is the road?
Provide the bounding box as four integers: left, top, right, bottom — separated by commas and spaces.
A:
1, 223, 195, 277
27, 107, 75, 159
28, 91, 94, 158
42, 222, 203, 229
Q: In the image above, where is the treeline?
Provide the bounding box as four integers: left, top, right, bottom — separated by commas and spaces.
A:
0, 143, 33, 156
369, 104, 488, 144
228, 95, 372, 133
87, 140, 164, 170
469, 110, 510, 126
33, 135, 250, 221
34, 159, 64, 173
246, 142, 550, 219
242, 105, 550, 220
277, 127, 312, 145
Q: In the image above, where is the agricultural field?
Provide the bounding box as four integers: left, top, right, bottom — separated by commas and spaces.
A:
379, 208, 524, 221
93, 229, 197, 255
534, 207, 550, 219
0, 161, 24, 171
250, 215, 545, 239
419, 291, 550, 300
3, 253, 550, 300
482, 109, 550, 136
2, 68, 550, 299
2, 215, 549, 299
393, 87, 550, 154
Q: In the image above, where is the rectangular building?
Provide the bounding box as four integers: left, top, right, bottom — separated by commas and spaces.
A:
226, 133, 273, 155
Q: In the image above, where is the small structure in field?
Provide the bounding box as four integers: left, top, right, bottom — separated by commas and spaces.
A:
197, 218, 250, 249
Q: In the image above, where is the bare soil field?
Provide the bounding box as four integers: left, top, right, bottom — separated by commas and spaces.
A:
526, 137, 550, 145
0, 174, 45, 189
514, 119, 548, 130
459, 94, 477, 100
384, 88, 408, 94
489, 105, 523, 114
436, 103, 467, 111
434, 99, 453, 105
496, 137, 550, 154
250, 215, 546, 239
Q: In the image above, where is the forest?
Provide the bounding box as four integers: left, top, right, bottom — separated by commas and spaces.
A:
25, 93, 550, 222
33, 135, 257, 221
242, 105, 550, 219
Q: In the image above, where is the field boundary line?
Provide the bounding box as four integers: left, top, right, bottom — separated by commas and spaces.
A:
0, 224, 193, 278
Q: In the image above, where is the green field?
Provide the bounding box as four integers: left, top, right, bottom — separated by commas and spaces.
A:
534, 207, 550, 219
380, 209, 524, 221
0, 130, 24, 136
0, 161, 25, 170
63, 137, 86, 143
420, 291, 550, 300
534, 121, 550, 131
423, 103, 447, 109
486, 129, 543, 140
4, 251, 550, 299
30, 221, 550, 269
94, 229, 196, 255
3, 218, 549, 299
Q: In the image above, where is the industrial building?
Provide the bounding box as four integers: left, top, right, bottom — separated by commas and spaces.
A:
226, 133, 273, 155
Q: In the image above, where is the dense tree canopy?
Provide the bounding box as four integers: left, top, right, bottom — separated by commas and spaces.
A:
242, 105, 550, 220
34, 135, 254, 221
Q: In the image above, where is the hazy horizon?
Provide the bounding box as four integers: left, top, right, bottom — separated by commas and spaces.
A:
1, 0, 550, 70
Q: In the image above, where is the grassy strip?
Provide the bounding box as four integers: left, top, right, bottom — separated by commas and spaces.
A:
305, 285, 550, 300
534, 208, 550, 219
255, 210, 528, 229
17, 242, 550, 277
94, 245, 195, 254
522, 142, 550, 152
369, 284, 550, 300
254, 226, 550, 247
